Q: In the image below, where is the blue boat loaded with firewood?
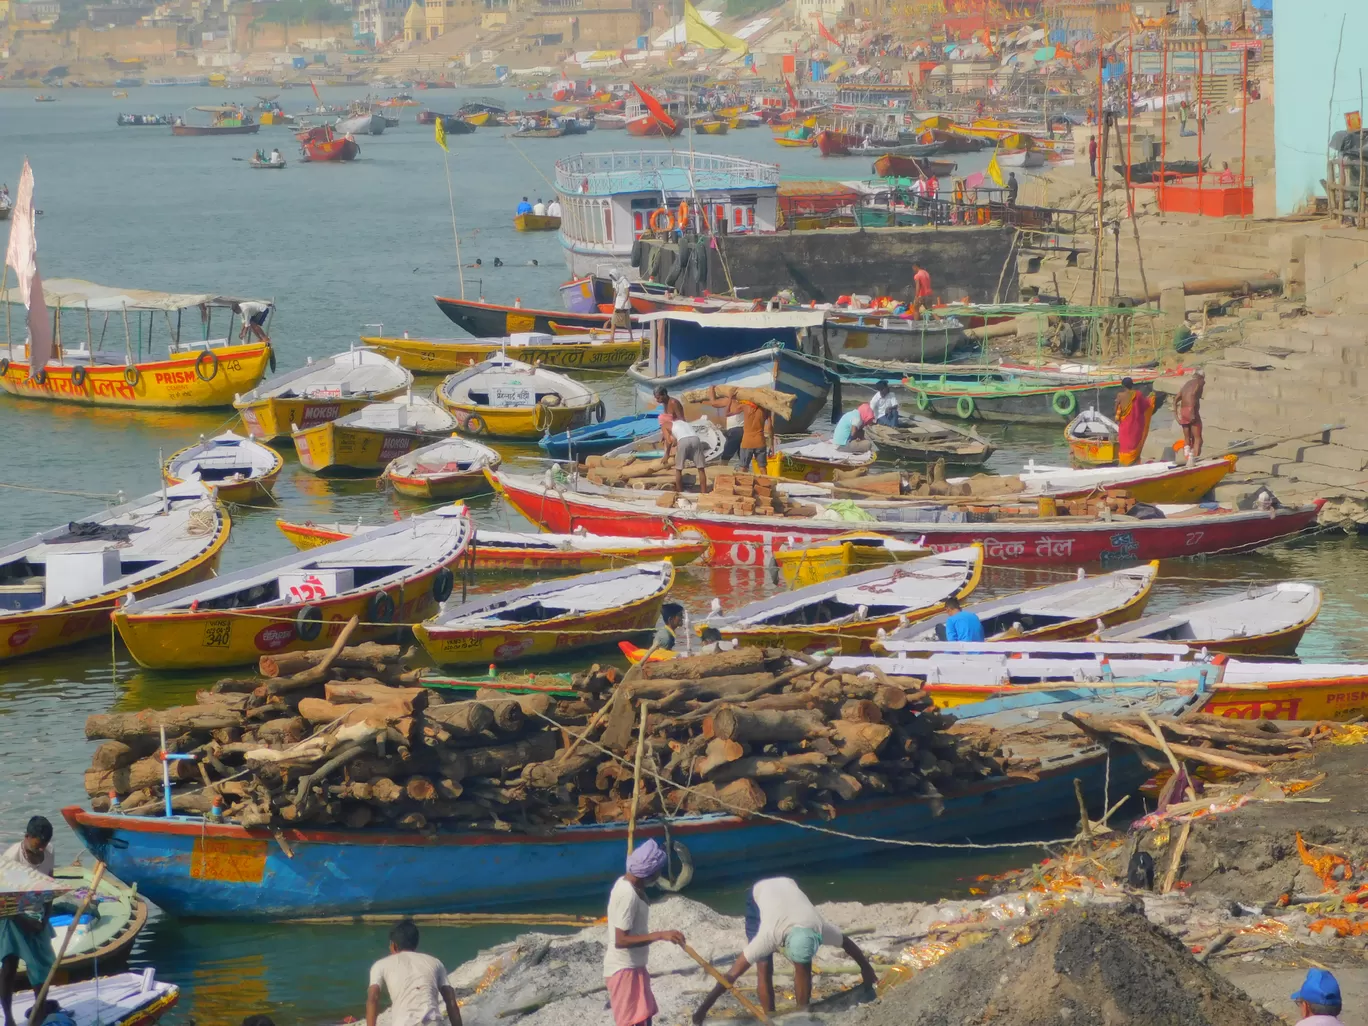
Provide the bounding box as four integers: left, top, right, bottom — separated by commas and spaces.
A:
62, 688, 1195, 920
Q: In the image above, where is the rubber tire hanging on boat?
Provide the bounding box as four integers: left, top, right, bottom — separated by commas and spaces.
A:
593, 399, 606, 423
1052, 389, 1078, 418
0, 359, 11, 377
123, 364, 140, 387
267, 345, 277, 373
432, 567, 455, 604
296, 605, 323, 642
914, 388, 930, 411
71, 365, 87, 388
195, 350, 220, 382
464, 414, 486, 435
956, 394, 976, 419
31, 369, 46, 386
368, 590, 397, 624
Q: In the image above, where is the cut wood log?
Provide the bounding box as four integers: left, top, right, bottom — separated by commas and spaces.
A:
626, 674, 781, 702
369, 777, 405, 804
831, 720, 893, 759
324, 682, 428, 712
405, 776, 437, 802
86, 706, 244, 743
259, 642, 402, 678
693, 738, 745, 778
89, 740, 155, 771
682, 385, 794, 420
456, 732, 559, 780
705, 751, 828, 785
85, 757, 197, 797
478, 699, 525, 734
639, 648, 773, 681
841, 700, 883, 724
710, 707, 832, 743
255, 717, 308, 746
424, 701, 496, 737
296, 698, 410, 728
264, 616, 361, 695
474, 690, 554, 721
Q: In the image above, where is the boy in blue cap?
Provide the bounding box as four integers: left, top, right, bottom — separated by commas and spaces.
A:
1292, 969, 1343, 1026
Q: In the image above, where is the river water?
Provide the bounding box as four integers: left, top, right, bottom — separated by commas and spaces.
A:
0, 85, 1365, 1024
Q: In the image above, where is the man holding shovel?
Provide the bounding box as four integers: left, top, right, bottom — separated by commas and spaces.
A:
605, 839, 685, 1026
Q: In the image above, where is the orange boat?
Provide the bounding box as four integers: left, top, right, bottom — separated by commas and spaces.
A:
297, 125, 359, 162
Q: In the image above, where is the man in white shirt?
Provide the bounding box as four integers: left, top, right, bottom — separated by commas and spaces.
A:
661, 414, 708, 495
546, 198, 562, 218
270, 148, 282, 164
604, 839, 685, 1026
236, 300, 272, 343
532, 198, 547, 216
869, 380, 899, 426
1, 817, 56, 1026
692, 877, 876, 1022
366, 920, 461, 1026
609, 271, 633, 343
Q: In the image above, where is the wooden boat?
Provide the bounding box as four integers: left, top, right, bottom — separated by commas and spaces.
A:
1114, 159, 1206, 184
853, 139, 944, 158
293, 393, 458, 476
764, 437, 877, 482
1006, 455, 1237, 504
704, 546, 982, 653
43, 866, 149, 978
113, 507, 473, 670
298, 125, 360, 162
1065, 408, 1118, 465
514, 213, 562, 232
600, 418, 728, 462
0, 485, 229, 663
335, 111, 385, 135
912, 375, 1148, 425
10, 971, 179, 1026
883, 563, 1159, 648
415, 561, 675, 666
435, 296, 612, 336
822, 316, 967, 364
462, 110, 493, 127
162, 430, 284, 503
116, 113, 173, 126
34, 94, 57, 102
234, 348, 411, 443
437, 354, 599, 440
363, 329, 640, 373
773, 532, 931, 588
171, 106, 258, 135
513, 125, 566, 139
486, 469, 1323, 569
248, 155, 286, 169
1096, 582, 1322, 656
539, 412, 659, 460
382, 436, 501, 500
871, 153, 959, 178
417, 112, 476, 133
866, 416, 994, 466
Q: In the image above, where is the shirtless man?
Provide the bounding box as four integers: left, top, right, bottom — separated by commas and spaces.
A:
1175, 369, 1204, 464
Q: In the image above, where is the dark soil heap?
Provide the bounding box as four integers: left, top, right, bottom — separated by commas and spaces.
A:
848, 903, 1282, 1026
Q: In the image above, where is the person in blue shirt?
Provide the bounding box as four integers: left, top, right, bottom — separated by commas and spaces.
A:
516, 196, 533, 215
942, 596, 985, 642
832, 403, 874, 450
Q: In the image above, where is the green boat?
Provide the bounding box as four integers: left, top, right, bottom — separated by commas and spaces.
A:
19, 865, 148, 980
903, 375, 1151, 425
853, 207, 931, 228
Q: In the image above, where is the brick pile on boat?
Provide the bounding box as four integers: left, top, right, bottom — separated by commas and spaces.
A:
79, 631, 1014, 831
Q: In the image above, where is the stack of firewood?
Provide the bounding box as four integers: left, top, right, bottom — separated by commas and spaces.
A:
81, 632, 1011, 833
695, 473, 780, 517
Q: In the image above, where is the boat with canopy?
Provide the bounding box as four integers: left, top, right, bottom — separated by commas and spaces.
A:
171, 105, 258, 135
382, 436, 502, 499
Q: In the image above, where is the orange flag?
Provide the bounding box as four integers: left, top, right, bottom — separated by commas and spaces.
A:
632, 82, 676, 133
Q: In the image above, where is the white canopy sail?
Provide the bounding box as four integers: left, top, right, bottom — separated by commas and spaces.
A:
3, 160, 53, 371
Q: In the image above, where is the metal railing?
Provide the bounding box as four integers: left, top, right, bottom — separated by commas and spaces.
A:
554, 151, 781, 195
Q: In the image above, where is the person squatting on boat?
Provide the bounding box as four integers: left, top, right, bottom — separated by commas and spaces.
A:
691, 877, 876, 1023
870, 381, 900, 427
832, 404, 875, 453
605, 840, 686, 1026
0, 816, 55, 1026
1113, 377, 1155, 467
367, 920, 460, 1026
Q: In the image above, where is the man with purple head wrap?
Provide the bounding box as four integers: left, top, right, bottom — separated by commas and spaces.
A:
604, 839, 685, 1026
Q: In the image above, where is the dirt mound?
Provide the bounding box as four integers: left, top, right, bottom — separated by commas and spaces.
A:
848, 903, 1282, 1026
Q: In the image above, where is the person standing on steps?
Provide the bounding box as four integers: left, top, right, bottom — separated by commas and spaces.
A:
606, 840, 685, 1026
1088, 135, 1099, 177
1114, 376, 1156, 467
1175, 368, 1204, 464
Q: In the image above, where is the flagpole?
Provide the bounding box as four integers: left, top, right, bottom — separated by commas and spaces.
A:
443, 147, 465, 300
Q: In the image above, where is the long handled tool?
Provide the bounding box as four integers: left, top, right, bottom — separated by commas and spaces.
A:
27, 861, 107, 1026
682, 943, 771, 1024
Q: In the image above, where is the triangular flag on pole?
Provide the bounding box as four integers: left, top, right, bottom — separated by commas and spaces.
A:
814, 17, 841, 48
632, 82, 677, 133
986, 148, 1005, 187
683, 1, 747, 54
435, 115, 448, 151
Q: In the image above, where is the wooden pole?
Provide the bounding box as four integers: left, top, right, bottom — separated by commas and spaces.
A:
682, 943, 771, 1024
27, 862, 106, 1026
626, 700, 650, 853
1160, 39, 1168, 202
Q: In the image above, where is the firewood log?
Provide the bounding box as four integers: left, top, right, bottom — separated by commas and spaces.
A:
840, 700, 883, 723
85, 756, 197, 797
255, 717, 308, 746
259, 643, 403, 678
638, 648, 776, 681
450, 732, 559, 780
709, 708, 832, 743
693, 738, 745, 778
593, 791, 663, 824
425, 701, 496, 737
688, 778, 767, 815
405, 776, 437, 802
324, 682, 427, 711
89, 740, 156, 771
86, 706, 243, 743
369, 777, 405, 804
296, 698, 411, 728
830, 720, 893, 759
477, 699, 525, 734
705, 751, 828, 784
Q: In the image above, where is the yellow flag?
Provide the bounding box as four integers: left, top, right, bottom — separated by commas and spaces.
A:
435, 116, 448, 152
684, 0, 747, 54
986, 148, 1004, 187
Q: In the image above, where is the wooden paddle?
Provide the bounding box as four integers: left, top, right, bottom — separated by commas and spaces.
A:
681, 943, 771, 1024
27, 861, 106, 1026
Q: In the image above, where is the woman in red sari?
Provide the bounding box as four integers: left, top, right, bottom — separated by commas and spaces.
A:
1114, 377, 1156, 466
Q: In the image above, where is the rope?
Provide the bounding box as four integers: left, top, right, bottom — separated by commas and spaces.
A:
0, 482, 123, 500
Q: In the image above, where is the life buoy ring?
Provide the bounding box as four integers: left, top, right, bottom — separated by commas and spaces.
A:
464, 413, 486, 435
593, 399, 606, 423
368, 590, 397, 624
914, 388, 930, 411
649, 207, 674, 233
432, 566, 455, 604
296, 605, 323, 642
71, 364, 87, 388
676, 200, 689, 230
124, 364, 141, 387
267, 345, 277, 373
195, 349, 220, 382
956, 394, 976, 420
1052, 389, 1078, 417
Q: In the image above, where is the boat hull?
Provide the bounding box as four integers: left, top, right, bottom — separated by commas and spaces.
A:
1069, 438, 1118, 464
387, 468, 493, 501
921, 379, 1141, 425
172, 124, 259, 135
59, 743, 1143, 917
0, 343, 272, 409
824, 321, 963, 363
236, 387, 409, 444
488, 472, 1323, 569
539, 412, 659, 460
628, 350, 831, 434
435, 297, 611, 337
1037, 457, 1237, 505
293, 420, 445, 476
764, 450, 866, 483
164, 468, 280, 504
514, 214, 562, 232
438, 397, 593, 441
363, 335, 640, 372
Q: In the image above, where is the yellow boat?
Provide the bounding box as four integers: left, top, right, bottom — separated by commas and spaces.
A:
514, 213, 562, 232
463, 110, 492, 127
113, 507, 473, 670
705, 546, 983, 654
414, 561, 675, 666
0, 485, 230, 663
774, 135, 814, 148
764, 438, 877, 483
1064, 408, 1118, 465
163, 430, 284, 504
1, 278, 275, 409
363, 332, 641, 373
695, 120, 729, 136
1002, 455, 1238, 505
436, 354, 599, 440
293, 393, 458, 476
383, 436, 501, 500
1095, 581, 1321, 657
234, 347, 412, 443
774, 532, 932, 589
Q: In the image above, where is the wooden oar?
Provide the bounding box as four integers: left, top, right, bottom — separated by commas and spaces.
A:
682, 943, 770, 1024
27, 861, 106, 1026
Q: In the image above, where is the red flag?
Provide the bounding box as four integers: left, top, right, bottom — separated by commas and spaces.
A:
632, 81, 676, 133
816, 18, 840, 48
310, 79, 321, 102
783, 77, 798, 109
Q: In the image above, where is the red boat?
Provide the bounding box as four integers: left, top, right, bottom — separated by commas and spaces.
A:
297, 125, 359, 162
815, 129, 861, 156
872, 153, 959, 178
486, 471, 1324, 569
626, 114, 684, 137
625, 82, 684, 137
924, 129, 988, 153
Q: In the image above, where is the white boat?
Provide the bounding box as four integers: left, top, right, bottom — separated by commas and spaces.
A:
234, 347, 412, 442
1096, 581, 1322, 656
336, 111, 386, 135
11, 971, 178, 1026
162, 430, 284, 503
601, 417, 728, 462
996, 148, 1047, 168
770, 436, 878, 473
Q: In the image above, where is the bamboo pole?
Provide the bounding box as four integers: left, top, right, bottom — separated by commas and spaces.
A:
27, 862, 106, 1026
626, 700, 650, 854
682, 943, 771, 1024
284, 912, 602, 927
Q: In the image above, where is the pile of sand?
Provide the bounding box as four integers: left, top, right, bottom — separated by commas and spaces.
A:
847, 903, 1282, 1026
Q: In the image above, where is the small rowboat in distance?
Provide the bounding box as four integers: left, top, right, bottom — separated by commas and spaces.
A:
437, 354, 599, 440
11, 972, 179, 1026
883, 562, 1159, 648
163, 430, 284, 503
293, 393, 458, 476
0, 485, 229, 663
773, 532, 931, 588
540, 412, 659, 460
235, 347, 411, 443
764, 437, 877, 482
414, 561, 676, 666
113, 507, 473, 669
866, 416, 994, 466
514, 213, 562, 231
705, 546, 983, 653
1065, 408, 1119, 465
383, 436, 501, 500
248, 155, 286, 169
362, 329, 641, 373
1096, 581, 1322, 656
